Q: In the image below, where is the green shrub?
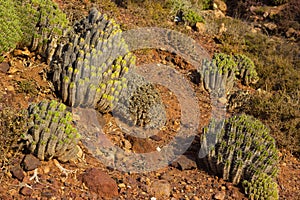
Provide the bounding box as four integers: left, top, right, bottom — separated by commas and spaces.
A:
0, 0, 69, 62
199, 114, 279, 185
243, 172, 279, 200
24, 100, 81, 162
0, 0, 22, 54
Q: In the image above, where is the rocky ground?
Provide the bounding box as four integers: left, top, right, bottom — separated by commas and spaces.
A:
0, 0, 299, 199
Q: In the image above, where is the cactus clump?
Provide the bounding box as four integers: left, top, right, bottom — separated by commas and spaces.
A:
51, 8, 134, 111
242, 172, 279, 200
0, 0, 69, 62
199, 114, 279, 185
24, 100, 81, 162
233, 54, 259, 86
202, 53, 237, 98
114, 72, 167, 128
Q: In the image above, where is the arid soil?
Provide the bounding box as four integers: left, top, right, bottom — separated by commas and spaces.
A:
0, 0, 299, 199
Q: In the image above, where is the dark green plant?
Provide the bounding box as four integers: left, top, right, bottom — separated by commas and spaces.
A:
114, 71, 167, 128
242, 172, 279, 200
201, 53, 237, 98
233, 54, 259, 86
199, 114, 279, 185
24, 100, 81, 162
0, 0, 22, 55
0, 0, 69, 63
51, 8, 134, 111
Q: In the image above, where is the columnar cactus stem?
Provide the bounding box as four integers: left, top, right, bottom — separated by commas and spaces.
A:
199, 114, 279, 186
24, 100, 81, 162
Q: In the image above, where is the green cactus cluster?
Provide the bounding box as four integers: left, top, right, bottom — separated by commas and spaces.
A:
202, 53, 237, 98
0, 0, 69, 62
51, 8, 134, 111
242, 172, 279, 200
233, 54, 259, 86
199, 114, 279, 185
24, 100, 81, 162
114, 72, 166, 128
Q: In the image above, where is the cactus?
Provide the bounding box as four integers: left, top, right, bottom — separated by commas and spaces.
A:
233, 54, 259, 86
0, 0, 69, 62
114, 71, 167, 128
242, 172, 279, 200
24, 100, 81, 162
199, 114, 279, 185
51, 8, 133, 111
202, 53, 237, 98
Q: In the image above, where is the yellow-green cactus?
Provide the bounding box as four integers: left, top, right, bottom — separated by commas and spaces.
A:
199, 114, 279, 185
242, 172, 279, 200
233, 54, 259, 86
51, 8, 133, 111
202, 53, 238, 98
24, 100, 81, 162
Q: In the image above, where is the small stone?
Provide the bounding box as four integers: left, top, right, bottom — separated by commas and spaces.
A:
263, 22, 277, 31
19, 187, 33, 196
213, 0, 227, 13
10, 165, 25, 181
150, 180, 171, 198
0, 62, 10, 73
214, 191, 226, 200
6, 86, 14, 92
150, 135, 162, 141
191, 196, 200, 200
221, 186, 226, 190
171, 154, 197, 170
118, 183, 126, 188
218, 97, 227, 104
195, 22, 206, 33
186, 26, 192, 31
21, 154, 41, 171
286, 28, 296, 38
78, 168, 118, 198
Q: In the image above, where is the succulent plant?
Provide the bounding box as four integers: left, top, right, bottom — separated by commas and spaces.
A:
0, 0, 22, 56
114, 71, 167, 128
199, 114, 279, 185
242, 172, 279, 200
51, 8, 134, 111
233, 54, 259, 86
202, 53, 237, 98
24, 100, 81, 162
0, 0, 69, 62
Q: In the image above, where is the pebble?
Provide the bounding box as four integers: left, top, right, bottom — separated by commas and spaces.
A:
21, 154, 41, 171
10, 165, 25, 181
19, 187, 33, 196
150, 180, 171, 198
214, 191, 226, 200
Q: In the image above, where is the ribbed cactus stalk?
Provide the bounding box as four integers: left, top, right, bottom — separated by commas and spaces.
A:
233, 54, 259, 86
114, 71, 167, 129
242, 172, 279, 200
202, 53, 237, 98
24, 100, 81, 162
51, 8, 133, 111
199, 114, 279, 186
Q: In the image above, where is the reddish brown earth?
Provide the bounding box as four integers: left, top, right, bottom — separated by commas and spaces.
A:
0, 1, 299, 199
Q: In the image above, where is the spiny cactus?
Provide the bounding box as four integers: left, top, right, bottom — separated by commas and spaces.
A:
51, 8, 134, 111
199, 114, 279, 185
24, 100, 81, 162
114, 71, 167, 128
233, 54, 259, 86
242, 172, 279, 200
0, 0, 69, 62
202, 53, 237, 98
